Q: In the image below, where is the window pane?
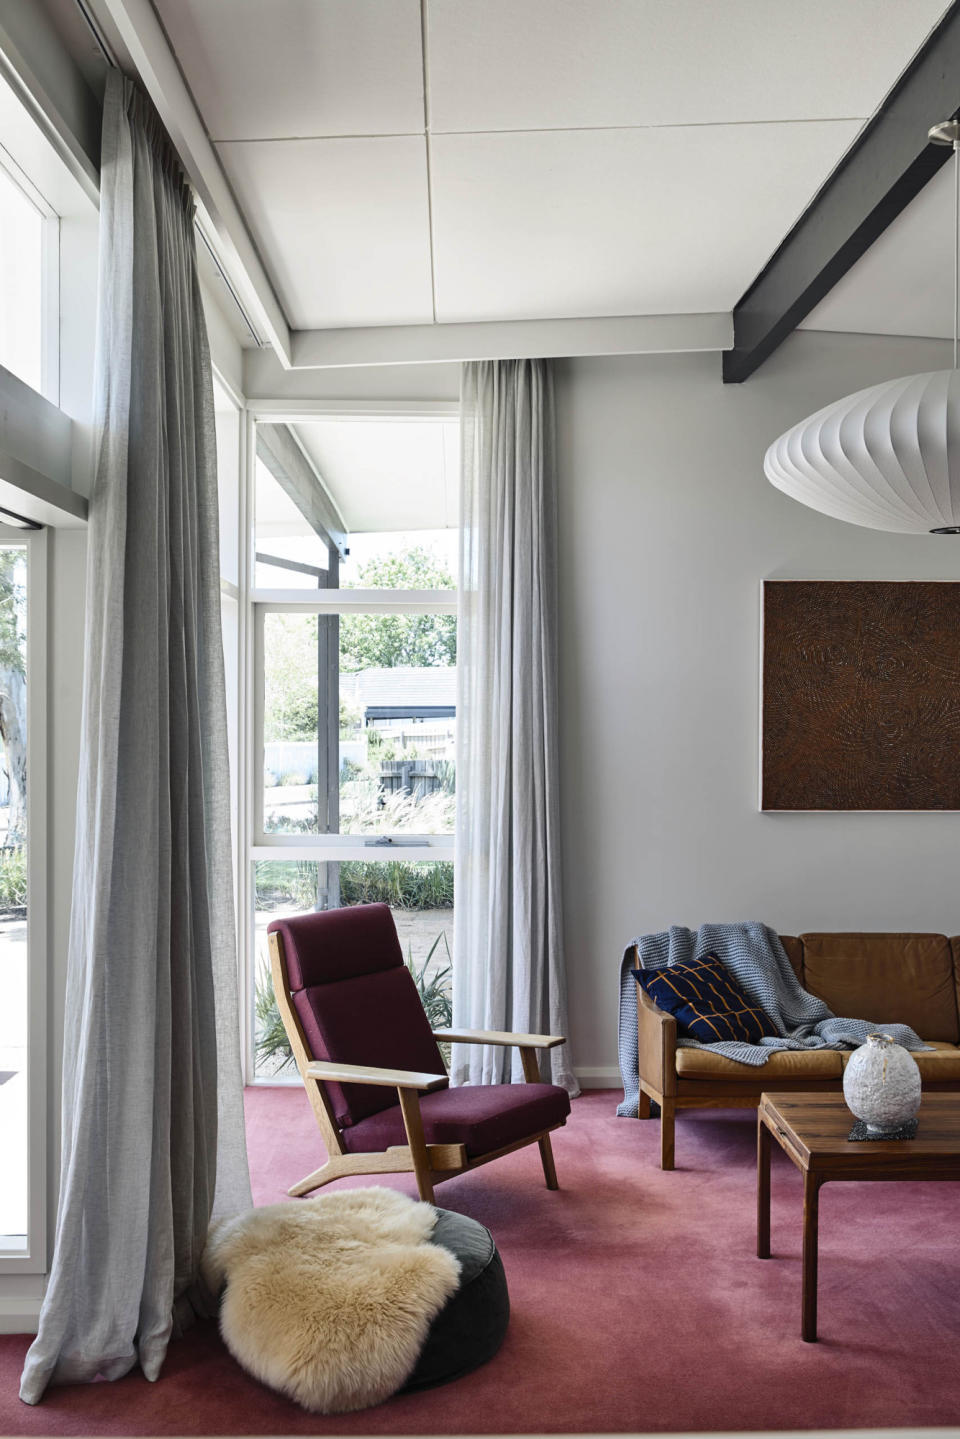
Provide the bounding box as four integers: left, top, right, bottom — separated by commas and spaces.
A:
252, 859, 453, 1079
339, 530, 457, 590
255, 456, 329, 589
293, 419, 459, 587
0, 166, 43, 393
214, 380, 241, 588
0, 545, 28, 1244
263, 609, 456, 836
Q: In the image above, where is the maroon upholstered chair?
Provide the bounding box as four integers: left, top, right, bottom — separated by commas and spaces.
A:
267, 903, 571, 1202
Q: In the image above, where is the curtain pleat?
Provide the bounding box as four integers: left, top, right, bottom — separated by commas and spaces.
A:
20, 70, 251, 1405
452, 360, 578, 1095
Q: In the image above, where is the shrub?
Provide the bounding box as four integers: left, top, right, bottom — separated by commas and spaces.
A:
0, 846, 26, 909
339, 860, 454, 909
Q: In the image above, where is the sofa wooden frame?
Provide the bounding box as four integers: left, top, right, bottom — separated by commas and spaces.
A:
636, 930, 960, 1170
269, 930, 567, 1202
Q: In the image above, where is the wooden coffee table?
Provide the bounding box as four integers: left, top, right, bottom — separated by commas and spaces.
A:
757, 1091, 960, 1342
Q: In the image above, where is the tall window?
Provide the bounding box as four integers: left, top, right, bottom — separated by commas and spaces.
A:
0, 532, 43, 1259
249, 414, 458, 1080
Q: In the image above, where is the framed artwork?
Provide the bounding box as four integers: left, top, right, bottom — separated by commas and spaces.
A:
761, 581, 960, 811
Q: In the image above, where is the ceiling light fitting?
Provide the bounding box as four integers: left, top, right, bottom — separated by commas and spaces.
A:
764, 118, 960, 535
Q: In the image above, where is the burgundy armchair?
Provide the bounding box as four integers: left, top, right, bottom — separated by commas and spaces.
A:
267, 903, 571, 1202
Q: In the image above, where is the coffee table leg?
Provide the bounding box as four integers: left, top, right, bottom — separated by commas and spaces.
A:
801, 1173, 821, 1342
757, 1114, 771, 1259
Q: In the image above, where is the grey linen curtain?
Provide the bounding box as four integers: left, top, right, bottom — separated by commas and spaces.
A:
452, 360, 578, 1095
20, 71, 251, 1404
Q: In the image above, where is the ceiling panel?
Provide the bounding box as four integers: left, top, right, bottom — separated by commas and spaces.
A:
802, 161, 954, 339
217, 137, 434, 329
153, 0, 424, 140
431, 121, 862, 323
426, 0, 949, 134
294, 420, 459, 532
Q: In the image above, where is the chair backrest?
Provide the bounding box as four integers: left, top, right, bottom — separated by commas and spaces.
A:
267, 903, 447, 1129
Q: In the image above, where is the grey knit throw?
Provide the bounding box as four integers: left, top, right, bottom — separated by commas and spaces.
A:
617, 922, 929, 1118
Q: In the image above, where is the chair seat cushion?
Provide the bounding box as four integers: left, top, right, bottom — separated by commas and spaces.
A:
341, 1082, 570, 1158
404, 1209, 509, 1392
675, 1046, 845, 1081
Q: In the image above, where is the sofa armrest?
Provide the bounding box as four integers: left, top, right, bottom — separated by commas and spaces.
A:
637, 981, 677, 1098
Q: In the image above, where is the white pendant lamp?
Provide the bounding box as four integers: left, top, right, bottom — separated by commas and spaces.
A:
764, 120, 960, 535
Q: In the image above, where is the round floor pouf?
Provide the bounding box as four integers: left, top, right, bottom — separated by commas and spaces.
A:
404, 1209, 510, 1391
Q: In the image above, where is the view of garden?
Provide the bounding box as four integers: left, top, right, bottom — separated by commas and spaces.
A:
254, 543, 456, 1076
0, 545, 28, 1237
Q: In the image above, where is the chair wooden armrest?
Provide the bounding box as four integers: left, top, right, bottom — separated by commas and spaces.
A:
432, 1028, 565, 1049
304, 1059, 447, 1091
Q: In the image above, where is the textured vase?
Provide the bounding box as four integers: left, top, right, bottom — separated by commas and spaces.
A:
843, 1033, 922, 1135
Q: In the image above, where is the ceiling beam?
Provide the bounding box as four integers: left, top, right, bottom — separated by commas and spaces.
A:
723, 0, 960, 384
93, 0, 292, 366
256, 424, 348, 558
290, 312, 733, 370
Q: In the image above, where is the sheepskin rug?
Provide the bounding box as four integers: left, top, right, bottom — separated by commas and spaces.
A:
202, 1188, 461, 1414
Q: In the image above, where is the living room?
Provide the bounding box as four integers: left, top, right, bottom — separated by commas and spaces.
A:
1, 1, 959, 1436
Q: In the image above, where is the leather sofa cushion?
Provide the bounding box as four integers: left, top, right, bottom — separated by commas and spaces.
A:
800, 933, 959, 1043
675, 1047, 844, 1080
840, 1039, 960, 1083
779, 936, 803, 981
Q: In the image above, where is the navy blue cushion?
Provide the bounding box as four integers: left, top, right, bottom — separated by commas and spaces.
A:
634, 952, 772, 1044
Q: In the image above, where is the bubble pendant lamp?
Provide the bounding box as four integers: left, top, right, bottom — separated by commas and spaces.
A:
764, 120, 960, 535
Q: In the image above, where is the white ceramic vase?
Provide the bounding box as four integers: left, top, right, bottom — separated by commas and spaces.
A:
842, 1033, 922, 1135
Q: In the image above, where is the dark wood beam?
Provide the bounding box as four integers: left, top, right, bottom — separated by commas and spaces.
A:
256, 423, 348, 557
723, 1, 960, 383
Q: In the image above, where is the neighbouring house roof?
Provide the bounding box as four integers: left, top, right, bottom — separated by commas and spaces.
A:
340, 667, 456, 715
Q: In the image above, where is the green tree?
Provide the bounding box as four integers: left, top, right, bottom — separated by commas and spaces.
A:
340, 546, 456, 673
263, 612, 319, 742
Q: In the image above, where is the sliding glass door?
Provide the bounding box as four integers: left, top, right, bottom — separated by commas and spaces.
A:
0, 528, 45, 1267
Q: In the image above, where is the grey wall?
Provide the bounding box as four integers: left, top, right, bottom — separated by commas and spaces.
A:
555, 332, 960, 1081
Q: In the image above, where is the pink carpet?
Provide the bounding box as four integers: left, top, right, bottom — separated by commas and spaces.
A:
2, 1087, 959, 1434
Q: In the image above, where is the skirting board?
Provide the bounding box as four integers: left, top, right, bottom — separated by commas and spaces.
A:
575, 1067, 621, 1089
0, 1293, 43, 1334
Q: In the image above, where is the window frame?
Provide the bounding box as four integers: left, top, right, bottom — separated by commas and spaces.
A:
0, 525, 48, 1273
0, 146, 60, 404
243, 403, 458, 1084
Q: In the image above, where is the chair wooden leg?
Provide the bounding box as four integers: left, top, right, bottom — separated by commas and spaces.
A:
287, 1160, 342, 1198
637, 1089, 652, 1119
660, 1098, 676, 1170
538, 1133, 559, 1190
397, 1087, 435, 1203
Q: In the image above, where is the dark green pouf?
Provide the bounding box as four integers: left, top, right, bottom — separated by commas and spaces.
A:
403, 1209, 509, 1391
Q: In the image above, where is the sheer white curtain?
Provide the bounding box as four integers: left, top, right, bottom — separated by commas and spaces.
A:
20, 72, 251, 1404
452, 360, 578, 1095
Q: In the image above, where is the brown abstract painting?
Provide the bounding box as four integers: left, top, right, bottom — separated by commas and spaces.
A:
762, 581, 960, 811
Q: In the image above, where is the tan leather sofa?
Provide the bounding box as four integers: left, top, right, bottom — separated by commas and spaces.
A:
635, 932, 960, 1169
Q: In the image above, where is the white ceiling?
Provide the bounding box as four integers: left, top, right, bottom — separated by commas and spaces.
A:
293, 419, 459, 533
151, 0, 950, 335
803, 158, 956, 340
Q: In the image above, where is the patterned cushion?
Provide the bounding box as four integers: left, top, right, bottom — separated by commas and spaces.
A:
635, 952, 773, 1044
